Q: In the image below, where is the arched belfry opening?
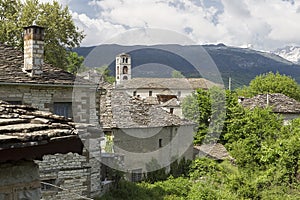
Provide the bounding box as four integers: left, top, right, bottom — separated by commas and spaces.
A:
116, 53, 131, 84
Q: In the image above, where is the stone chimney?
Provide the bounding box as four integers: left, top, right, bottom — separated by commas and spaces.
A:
23, 25, 45, 76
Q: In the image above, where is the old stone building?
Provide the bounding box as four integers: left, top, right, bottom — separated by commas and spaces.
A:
0, 25, 103, 199
0, 101, 83, 200
240, 93, 300, 124
114, 53, 222, 118
99, 82, 195, 182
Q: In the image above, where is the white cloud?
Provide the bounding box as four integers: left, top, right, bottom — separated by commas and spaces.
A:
31, 0, 300, 50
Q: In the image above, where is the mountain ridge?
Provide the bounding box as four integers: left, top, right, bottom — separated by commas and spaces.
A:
74, 44, 300, 89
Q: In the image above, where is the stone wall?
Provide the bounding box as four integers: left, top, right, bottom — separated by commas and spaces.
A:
36, 153, 90, 200
0, 84, 103, 198
0, 160, 41, 200
113, 125, 194, 174
0, 85, 98, 124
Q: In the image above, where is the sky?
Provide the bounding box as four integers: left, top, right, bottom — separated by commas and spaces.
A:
39, 0, 300, 51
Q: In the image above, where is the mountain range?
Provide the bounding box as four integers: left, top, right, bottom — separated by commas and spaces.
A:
273, 46, 300, 65
74, 44, 300, 89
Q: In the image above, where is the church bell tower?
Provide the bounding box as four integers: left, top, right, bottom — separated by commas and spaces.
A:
116, 53, 131, 84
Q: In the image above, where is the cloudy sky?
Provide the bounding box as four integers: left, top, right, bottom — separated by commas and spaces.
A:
40, 0, 300, 51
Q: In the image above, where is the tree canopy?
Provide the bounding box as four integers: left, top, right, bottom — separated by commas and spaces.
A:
171, 70, 184, 78
237, 72, 300, 101
0, 0, 84, 69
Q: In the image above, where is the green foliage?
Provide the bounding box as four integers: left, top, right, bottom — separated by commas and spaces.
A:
189, 157, 220, 180
66, 52, 86, 74
182, 88, 211, 144
182, 87, 233, 144
169, 157, 191, 178
145, 158, 168, 183
96, 65, 116, 84
237, 72, 300, 101
225, 107, 283, 169
171, 70, 185, 78
0, 0, 84, 69
273, 118, 300, 185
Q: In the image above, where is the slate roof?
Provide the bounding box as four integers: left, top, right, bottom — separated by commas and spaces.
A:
240, 93, 300, 114
0, 100, 83, 162
115, 78, 221, 90
0, 44, 89, 85
194, 143, 233, 161
99, 84, 194, 129
160, 98, 180, 107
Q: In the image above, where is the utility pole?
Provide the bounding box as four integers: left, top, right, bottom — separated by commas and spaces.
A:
228, 77, 232, 91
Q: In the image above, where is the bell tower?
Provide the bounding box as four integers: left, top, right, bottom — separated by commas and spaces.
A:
116, 53, 131, 84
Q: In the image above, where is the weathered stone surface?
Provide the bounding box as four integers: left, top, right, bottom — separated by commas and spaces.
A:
241, 93, 300, 113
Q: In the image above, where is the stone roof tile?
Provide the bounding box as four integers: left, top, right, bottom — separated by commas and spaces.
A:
194, 143, 233, 161
115, 78, 221, 90
99, 84, 194, 129
241, 93, 300, 113
0, 100, 78, 148
0, 43, 90, 85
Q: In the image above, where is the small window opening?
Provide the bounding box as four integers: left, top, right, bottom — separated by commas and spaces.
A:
170, 108, 174, 114
177, 91, 181, 97
123, 66, 128, 74
159, 139, 162, 148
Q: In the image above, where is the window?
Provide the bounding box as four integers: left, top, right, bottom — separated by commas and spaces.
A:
159, 139, 162, 148
122, 57, 128, 63
170, 108, 174, 114
177, 91, 181, 97
131, 169, 143, 182
149, 91, 152, 96
123, 76, 128, 80
53, 102, 72, 118
123, 66, 128, 74
133, 91, 137, 96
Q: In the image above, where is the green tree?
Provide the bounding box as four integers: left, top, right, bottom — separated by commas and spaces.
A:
0, 0, 84, 69
237, 72, 300, 101
182, 88, 211, 144
171, 70, 184, 78
273, 118, 300, 185
182, 87, 230, 144
0, 0, 21, 47
96, 65, 116, 84
225, 107, 283, 169
66, 52, 86, 74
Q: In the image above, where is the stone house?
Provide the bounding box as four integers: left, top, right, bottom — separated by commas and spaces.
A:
99, 82, 195, 182
240, 93, 300, 124
194, 143, 233, 162
0, 25, 104, 198
0, 101, 83, 200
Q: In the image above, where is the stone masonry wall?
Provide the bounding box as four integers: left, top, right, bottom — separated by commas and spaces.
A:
36, 153, 91, 200
0, 84, 103, 198
0, 85, 98, 124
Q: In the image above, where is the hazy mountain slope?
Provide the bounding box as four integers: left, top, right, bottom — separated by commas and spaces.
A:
74, 44, 300, 89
